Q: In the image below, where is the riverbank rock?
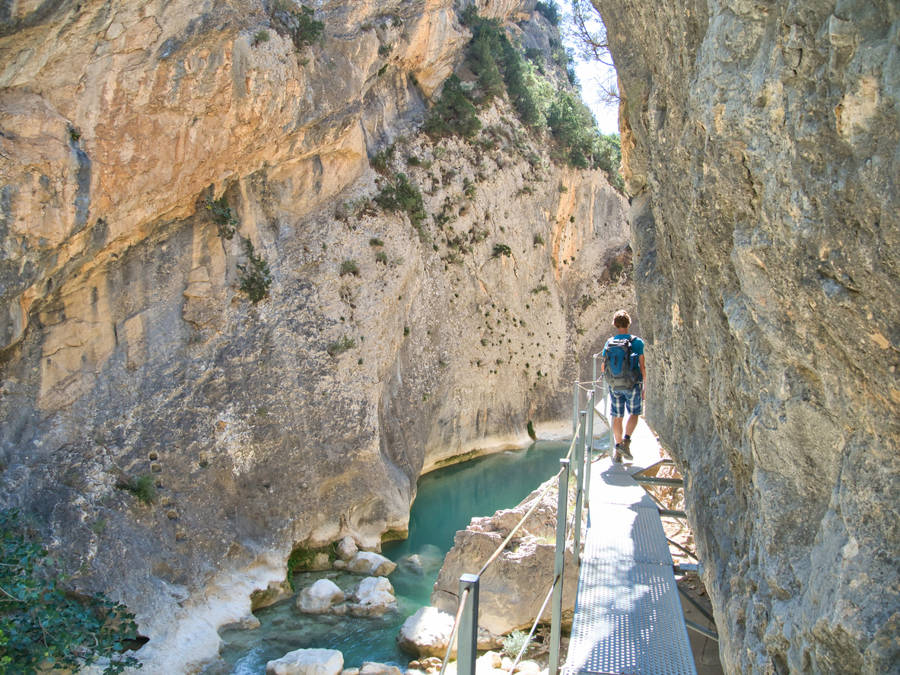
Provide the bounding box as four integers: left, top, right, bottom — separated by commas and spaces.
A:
348, 576, 396, 616
359, 662, 403, 675
397, 606, 499, 658
297, 579, 345, 614
397, 607, 454, 657
252, 580, 295, 611
431, 477, 578, 636
337, 537, 359, 561
347, 552, 397, 577
266, 648, 343, 675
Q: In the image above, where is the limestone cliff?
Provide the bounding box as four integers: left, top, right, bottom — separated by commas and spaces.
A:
0, 0, 629, 671
593, 0, 898, 672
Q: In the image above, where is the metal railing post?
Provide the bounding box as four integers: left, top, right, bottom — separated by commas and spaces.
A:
585, 387, 595, 503
605, 385, 613, 456
458, 574, 479, 675
572, 381, 579, 437
574, 411, 586, 561
550, 458, 570, 675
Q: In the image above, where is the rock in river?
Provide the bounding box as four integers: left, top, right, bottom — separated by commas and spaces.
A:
266, 648, 343, 675
347, 551, 397, 576
296, 579, 345, 614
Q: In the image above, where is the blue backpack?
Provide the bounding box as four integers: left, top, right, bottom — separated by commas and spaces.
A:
604, 335, 639, 390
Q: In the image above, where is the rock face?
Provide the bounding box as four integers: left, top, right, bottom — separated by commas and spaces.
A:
0, 0, 630, 670
431, 476, 578, 637
592, 0, 899, 672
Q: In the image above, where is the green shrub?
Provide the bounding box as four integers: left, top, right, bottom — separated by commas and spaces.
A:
371, 145, 395, 175
531, 284, 549, 294
535, 1, 561, 25
492, 243, 512, 258
502, 629, 530, 658
237, 238, 272, 303
252, 30, 270, 47
271, 2, 323, 50
326, 335, 355, 356
339, 259, 360, 276
424, 75, 481, 139
467, 31, 505, 104
369, 237, 384, 247
116, 473, 156, 505
206, 195, 237, 239
374, 250, 388, 264
286, 543, 337, 589
0, 510, 142, 674
375, 173, 428, 239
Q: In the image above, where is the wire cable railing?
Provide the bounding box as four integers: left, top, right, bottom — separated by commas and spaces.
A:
436, 354, 711, 674
438, 376, 608, 675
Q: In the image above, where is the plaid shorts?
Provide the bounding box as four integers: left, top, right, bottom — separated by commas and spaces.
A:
609, 384, 642, 417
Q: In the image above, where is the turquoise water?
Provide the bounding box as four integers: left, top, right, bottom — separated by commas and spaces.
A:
219, 441, 571, 673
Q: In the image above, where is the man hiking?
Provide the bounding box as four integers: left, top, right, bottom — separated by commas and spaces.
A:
599, 310, 646, 461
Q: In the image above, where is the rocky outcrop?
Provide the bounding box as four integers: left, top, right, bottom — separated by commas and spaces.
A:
0, 0, 630, 671
431, 476, 578, 637
592, 0, 898, 672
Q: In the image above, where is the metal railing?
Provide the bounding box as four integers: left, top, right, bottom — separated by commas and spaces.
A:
440, 378, 609, 675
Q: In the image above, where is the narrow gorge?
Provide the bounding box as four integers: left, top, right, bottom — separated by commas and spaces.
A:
1, 1, 897, 674
1, 1, 628, 672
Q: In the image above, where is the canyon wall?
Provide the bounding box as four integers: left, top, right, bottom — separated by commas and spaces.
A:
0, 0, 630, 670
593, 0, 898, 672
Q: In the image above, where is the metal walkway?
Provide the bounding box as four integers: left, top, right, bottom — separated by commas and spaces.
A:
562, 459, 697, 675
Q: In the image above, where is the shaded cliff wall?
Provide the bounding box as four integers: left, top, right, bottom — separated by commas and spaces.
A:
0, 0, 630, 670
593, 0, 898, 672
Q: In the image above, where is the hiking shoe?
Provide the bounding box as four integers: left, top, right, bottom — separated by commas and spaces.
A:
621, 438, 633, 461
613, 442, 624, 463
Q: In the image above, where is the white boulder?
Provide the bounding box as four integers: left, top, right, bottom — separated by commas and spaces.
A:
347, 551, 397, 576
266, 648, 343, 675
359, 662, 403, 675
296, 579, 345, 614
349, 576, 396, 616
397, 606, 455, 657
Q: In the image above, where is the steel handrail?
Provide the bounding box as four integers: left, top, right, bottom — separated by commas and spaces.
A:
442, 415, 586, 675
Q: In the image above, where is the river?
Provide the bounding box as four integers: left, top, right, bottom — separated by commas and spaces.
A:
219, 440, 572, 673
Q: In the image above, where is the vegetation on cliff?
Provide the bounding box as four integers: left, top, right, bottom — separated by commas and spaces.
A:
420, 6, 622, 190
0, 510, 141, 674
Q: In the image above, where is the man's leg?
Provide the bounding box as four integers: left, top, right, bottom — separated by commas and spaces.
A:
612, 416, 624, 444
624, 414, 639, 438
620, 385, 642, 460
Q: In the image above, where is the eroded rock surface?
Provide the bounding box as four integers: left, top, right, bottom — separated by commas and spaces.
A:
592, 0, 899, 672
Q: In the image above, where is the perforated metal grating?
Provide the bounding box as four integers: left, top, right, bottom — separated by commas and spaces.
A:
564, 461, 697, 675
